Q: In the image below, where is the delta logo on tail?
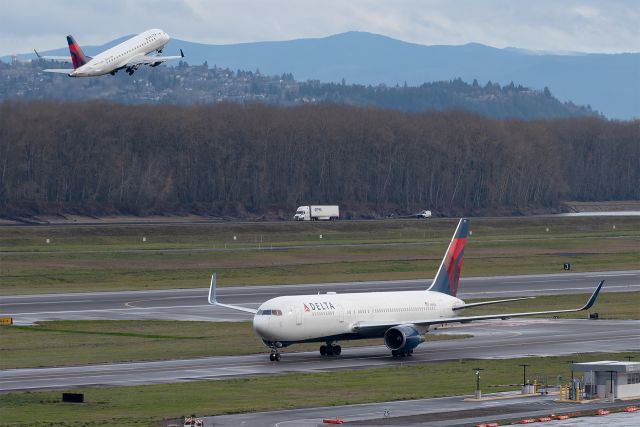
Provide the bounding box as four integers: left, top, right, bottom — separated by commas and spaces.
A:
428, 218, 469, 297
445, 232, 466, 296
66, 35, 88, 69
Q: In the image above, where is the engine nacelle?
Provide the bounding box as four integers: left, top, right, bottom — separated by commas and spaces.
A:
383, 324, 424, 351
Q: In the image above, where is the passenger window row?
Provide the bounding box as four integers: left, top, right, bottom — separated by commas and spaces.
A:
372, 306, 432, 313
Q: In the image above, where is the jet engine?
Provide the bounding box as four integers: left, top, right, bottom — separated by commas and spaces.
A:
383, 324, 424, 355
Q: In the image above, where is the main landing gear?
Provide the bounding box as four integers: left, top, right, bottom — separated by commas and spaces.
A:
319, 343, 341, 356
391, 349, 413, 357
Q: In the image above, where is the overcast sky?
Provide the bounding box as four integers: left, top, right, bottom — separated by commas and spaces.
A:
1, 0, 638, 56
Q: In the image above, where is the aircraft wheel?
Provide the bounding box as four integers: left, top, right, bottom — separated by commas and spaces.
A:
269, 353, 276, 362
320, 345, 327, 356
326, 345, 334, 356
333, 345, 342, 356
275, 353, 281, 362
391, 350, 398, 357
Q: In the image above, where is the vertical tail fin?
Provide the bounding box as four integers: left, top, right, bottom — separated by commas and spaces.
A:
66, 35, 88, 69
428, 218, 469, 296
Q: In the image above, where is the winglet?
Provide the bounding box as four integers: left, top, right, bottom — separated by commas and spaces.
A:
34, 49, 42, 58
180, 49, 184, 58
582, 280, 605, 310
206, 273, 258, 314
208, 273, 217, 305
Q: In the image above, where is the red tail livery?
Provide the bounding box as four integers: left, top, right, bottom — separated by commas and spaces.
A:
66, 35, 89, 69
428, 218, 469, 296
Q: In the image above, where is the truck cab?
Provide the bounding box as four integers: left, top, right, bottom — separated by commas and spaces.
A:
294, 206, 310, 221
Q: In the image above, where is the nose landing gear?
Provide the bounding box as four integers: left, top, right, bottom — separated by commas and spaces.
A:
269, 351, 281, 362
268, 342, 282, 362
319, 343, 341, 356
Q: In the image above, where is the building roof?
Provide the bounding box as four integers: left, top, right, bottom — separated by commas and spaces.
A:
572, 360, 640, 373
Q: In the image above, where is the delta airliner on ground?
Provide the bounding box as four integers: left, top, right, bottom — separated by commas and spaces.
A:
210, 218, 605, 361
35, 29, 184, 77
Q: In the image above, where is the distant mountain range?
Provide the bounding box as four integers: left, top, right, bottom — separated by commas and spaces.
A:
5, 31, 639, 119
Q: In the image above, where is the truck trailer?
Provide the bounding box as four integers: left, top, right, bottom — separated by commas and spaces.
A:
293, 205, 339, 221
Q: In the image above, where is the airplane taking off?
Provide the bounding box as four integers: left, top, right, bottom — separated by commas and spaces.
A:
209, 218, 605, 361
34, 29, 184, 77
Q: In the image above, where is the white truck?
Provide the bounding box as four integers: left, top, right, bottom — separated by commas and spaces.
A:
293, 205, 339, 221
416, 210, 432, 218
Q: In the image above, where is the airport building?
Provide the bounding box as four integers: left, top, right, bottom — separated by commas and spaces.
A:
572, 361, 640, 400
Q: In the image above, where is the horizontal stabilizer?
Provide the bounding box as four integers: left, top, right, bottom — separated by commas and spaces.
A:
34, 49, 71, 63
43, 69, 72, 74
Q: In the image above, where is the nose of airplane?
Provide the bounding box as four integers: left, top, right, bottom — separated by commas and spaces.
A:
253, 315, 269, 338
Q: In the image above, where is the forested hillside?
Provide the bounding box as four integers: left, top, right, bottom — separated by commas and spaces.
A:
1, 61, 596, 120
0, 101, 637, 218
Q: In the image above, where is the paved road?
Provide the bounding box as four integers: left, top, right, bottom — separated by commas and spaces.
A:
2, 270, 639, 324
204, 392, 640, 426
2, 318, 638, 392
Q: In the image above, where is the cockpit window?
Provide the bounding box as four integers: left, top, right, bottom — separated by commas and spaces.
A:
256, 309, 282, 316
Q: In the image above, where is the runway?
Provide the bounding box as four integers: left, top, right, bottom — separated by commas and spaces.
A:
2, 270, 639, 324
1, 318, 638, 392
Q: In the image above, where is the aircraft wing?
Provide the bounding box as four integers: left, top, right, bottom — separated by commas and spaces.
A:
352, 280, 604, 333
207, 273, 258, 314
127, 49, 184, 66
452, 296, 535, 311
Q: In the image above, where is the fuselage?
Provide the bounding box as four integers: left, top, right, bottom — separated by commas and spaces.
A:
70, 29, 169, 77
253, 290, 464, 345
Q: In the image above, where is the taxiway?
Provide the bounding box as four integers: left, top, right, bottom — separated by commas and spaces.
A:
2, 270, 638, 324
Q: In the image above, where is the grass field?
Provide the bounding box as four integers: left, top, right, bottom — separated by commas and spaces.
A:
1, 351, 638, 427
1, 216, 638, 295
1, 290, 636, 370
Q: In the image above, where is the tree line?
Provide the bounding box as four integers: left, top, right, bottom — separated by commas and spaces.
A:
0, 101, 637, 218
298, 78, 597, 120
